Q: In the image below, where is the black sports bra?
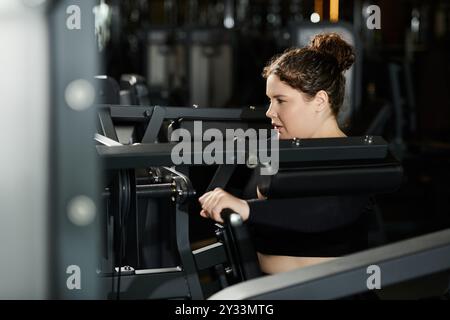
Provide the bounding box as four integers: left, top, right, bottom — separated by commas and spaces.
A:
242, 170, 370, 257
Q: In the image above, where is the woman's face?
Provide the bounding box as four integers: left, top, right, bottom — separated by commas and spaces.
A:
266, 74, 321, 140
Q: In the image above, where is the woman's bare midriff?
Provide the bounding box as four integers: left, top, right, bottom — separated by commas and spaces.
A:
254, 188, 337, 274
257, 252, 336, 274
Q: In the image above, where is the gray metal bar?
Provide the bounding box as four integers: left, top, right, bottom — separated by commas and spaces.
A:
175, 196, 204, 299
403, 61, 417, 133
170, 165, 203, 299
107, 105, 267, 122
389, 63, 405, 146
165, 106, 245, 120
95, 133, 123, 147
98, 108, 119, 141
49, 0, 100, 299
135, 267, 182, 274
97, 136, 388, 169
193, 242, 227, 270
107, 105, 153, 122
209, 228, 450, 300
102, 183, 175, 198
101, 270, 189, 299
206, 165, 237, 192
142, 105, 166, 143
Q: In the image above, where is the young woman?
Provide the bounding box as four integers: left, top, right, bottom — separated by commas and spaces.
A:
199, 33, 369, 274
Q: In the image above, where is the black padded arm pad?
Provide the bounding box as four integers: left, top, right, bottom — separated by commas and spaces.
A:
259, 152, 403, 198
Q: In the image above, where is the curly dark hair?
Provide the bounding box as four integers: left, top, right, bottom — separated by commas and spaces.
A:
263, 33, 355, 117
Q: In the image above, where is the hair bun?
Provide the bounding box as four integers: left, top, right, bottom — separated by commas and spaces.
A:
310, 33, 355, 72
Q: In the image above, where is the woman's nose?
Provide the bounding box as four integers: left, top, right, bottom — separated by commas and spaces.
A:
266, 103, 276, 119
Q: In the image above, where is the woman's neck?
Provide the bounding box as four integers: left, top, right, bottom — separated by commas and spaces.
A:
310, 116, 346, 138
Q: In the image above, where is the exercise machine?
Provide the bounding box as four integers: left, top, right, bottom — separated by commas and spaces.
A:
95, 106, 403, 299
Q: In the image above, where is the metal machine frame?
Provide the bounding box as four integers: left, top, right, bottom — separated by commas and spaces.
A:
95, 106, 398, 299
49, 0, 101, 299
98, 104, 269, 143
96, 104, 269, 299
210, 228, 450, 300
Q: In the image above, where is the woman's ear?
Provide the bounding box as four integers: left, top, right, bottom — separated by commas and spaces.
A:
314, 90, 329, 113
